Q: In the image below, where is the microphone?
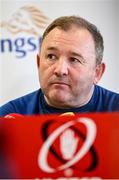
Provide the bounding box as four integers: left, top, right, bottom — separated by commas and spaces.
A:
60, 112, 75, 116
4, 113, 24, 119
0, 113, 24, 178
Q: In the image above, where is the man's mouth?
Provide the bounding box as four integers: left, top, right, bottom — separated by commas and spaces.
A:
50, 81, 71, 89
51, 82, 70, 86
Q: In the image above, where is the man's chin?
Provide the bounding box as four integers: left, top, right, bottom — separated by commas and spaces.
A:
46, 93, 71, 107
51, 96, 68, 103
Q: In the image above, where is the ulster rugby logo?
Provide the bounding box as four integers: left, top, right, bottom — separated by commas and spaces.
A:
38, 117, 98, 175
0, 5, 49, 36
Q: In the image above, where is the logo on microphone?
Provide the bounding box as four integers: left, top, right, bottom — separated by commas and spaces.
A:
38, 117, 98, 176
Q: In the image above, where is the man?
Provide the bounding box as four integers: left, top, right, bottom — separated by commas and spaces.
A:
0, 15, 119, 116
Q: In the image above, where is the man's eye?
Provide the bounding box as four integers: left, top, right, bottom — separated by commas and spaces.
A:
70, 57, 84, 64
70, 57, 81, 63
47, 54, 57, 60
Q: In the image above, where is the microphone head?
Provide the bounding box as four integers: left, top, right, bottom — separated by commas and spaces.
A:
4, 113, 24, 119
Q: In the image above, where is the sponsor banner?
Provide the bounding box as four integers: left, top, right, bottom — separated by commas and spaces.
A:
0, 113, 119, 179
0, 3, 50, 105
0, 5, 49, 58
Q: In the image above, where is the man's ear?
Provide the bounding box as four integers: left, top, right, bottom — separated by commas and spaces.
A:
94, 62, 105, 84
37, 54, 40, 68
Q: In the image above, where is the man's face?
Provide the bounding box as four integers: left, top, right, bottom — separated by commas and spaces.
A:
37, 27, 104, 108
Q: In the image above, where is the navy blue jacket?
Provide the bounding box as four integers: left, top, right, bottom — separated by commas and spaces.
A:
0, 85, 119, 117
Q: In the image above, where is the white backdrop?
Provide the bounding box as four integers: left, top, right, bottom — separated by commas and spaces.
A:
0, 0, 119, 106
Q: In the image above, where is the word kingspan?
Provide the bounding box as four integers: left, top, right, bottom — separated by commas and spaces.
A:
0, 36, 42, 58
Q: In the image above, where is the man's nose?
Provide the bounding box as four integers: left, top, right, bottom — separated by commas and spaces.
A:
54, 58, 69, 76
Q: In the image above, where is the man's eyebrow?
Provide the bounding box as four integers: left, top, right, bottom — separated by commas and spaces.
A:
46, 47, 83, 56
70, 52, 85, 60
46, 47, 58, 51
